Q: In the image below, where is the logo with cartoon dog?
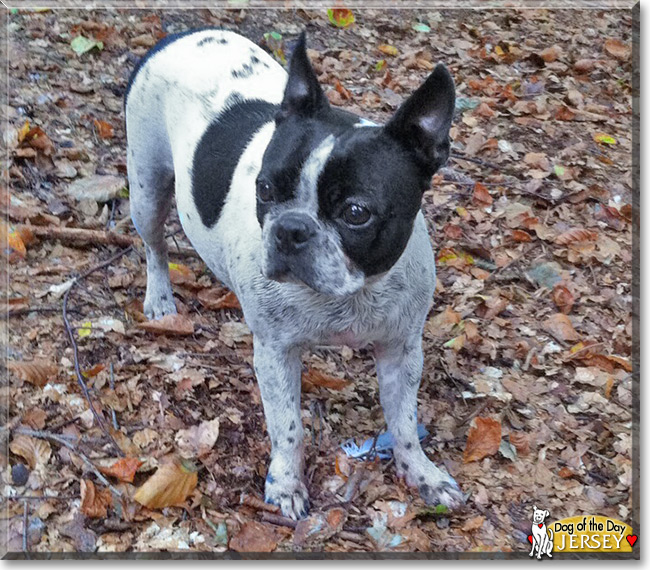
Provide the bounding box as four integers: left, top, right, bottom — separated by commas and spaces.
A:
528, 506, 553, 559
525, 507, 637, 555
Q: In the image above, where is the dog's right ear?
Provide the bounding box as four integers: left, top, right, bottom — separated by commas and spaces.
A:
545, 510, 550, 518
278, 32, 329, 120
533, 505, 537, 511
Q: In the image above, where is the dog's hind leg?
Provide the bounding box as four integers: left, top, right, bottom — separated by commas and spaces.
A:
128, 147, 177, 320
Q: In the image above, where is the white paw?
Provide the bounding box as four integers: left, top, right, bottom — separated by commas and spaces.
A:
264, 473, 309, 520
143, 291, 177, 320
397, 456, 465, 510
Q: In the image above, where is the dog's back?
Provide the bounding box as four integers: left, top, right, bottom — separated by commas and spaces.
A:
125, 29, 287, 291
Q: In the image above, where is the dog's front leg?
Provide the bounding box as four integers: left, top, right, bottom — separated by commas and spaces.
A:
253, 337, 308, 520
375, 338, 464, 509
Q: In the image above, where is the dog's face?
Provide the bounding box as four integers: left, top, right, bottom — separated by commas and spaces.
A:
532, 506, 550, 524
257, 34, 455, 296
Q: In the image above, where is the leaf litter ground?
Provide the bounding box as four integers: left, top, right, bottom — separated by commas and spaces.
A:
3, 7, 634, 554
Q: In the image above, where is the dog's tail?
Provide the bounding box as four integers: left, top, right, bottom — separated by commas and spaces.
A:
547, 528, 554, 544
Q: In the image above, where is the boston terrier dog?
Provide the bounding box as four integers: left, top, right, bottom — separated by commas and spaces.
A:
126, 28, 461, 519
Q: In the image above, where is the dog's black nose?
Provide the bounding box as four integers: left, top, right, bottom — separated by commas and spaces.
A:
274, 213, 316, 254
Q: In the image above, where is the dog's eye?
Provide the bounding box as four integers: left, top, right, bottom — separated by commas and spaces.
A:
342, 204, 371, 226
256, 180, 274, 203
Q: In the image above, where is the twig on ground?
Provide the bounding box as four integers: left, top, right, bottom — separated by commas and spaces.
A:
109, 363, 119, 431
19, 224, 199, 258
260, 512, 297, 529
338, 530, 365, 544
240, 493, 280, 514
62, 246, 133, 457
14, 428, 123, 498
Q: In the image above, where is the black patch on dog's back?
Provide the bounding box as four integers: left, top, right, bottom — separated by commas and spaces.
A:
192, 99, 278, 228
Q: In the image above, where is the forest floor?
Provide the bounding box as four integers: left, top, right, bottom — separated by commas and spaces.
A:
2, 6, 636, 555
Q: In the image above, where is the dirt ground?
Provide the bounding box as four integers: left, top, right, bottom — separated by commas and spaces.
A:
2, 6, 636, 555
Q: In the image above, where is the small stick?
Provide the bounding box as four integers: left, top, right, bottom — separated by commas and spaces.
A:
109, 363, 119, 431
260, 512, 297, 529
14, 428, 123, 498
62, 247, 132, 457
240, 493, 280, 514
338, 530, 365, 544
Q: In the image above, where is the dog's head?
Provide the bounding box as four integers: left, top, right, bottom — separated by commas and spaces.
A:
532, 506, 550, 524
257, 33, 455, 296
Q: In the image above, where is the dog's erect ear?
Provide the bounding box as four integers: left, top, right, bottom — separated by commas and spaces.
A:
545, 510, 550, 518
279, 32, 328, 119
533, 505, 537, 511
384, 63, 455, 175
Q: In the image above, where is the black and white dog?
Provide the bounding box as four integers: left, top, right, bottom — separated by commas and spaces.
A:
126, 28, 460, 519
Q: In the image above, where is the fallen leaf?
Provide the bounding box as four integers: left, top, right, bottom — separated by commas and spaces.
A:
138, 314, 193, 336
21, 408, 47, 430
98, 457, 143, 483
593, 132, 617, 145
80, 479, 112, 518
67, 175, 127, 203
378, 44, 399, 57
230, 520, 281, 553
134, 458, 198, 509
509, 431, 529, 456
197, 288, 241, 310
93, 119, 114, 139
219, 321, 252, 346
71, 35, 103, 55
540, 45, 561, 62
1, 221, 27, 262
542, 313, 580, 342
463, 417, 501, 463
603, 38, 630, 61
511, 229, 533, 242
175, 417, 220, 459
472, 182, 493, 207
555, 228, 598, 245
552, 284, 575, 314
462, 515, 485, 532
574, 58, 597, 73
23, 125, 54, 156
7, 360, 57, 387
168, 262, 196, 286
9, 435, 51, 469
327, 7, 355, 28
302, 368, 351, 391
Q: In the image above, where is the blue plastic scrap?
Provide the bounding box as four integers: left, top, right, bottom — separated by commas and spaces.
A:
340, 423, 429, 460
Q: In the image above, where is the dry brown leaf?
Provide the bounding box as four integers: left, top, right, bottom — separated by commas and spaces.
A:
509, 431, 530, 456
168, 262, 196, 286
555, 228, 598, 245
21, 408, 47, 430
93, 118, 114, 139
80, 479, 112, 518
7, 360, 57, 387
463, 417, 501, 463
23, 125, 54, 156
511, 229, 533, 243
472, 182, 493, 207
462, 515, 485, 532
98, 457, 143, 483
603, 38, 630, 61
552, 284, 575, 314
302, 368, 351, 392
540, 45, 561, 62
9, 435, 51, 469
229, 521, 281, 553
542, 313, 580, 342
137, 314, 193, 336
133, 458, 198, 509
197, 288, 241, 310
426, 306, 461, 337
175, 417, 220, 459
574, 58, 597, 73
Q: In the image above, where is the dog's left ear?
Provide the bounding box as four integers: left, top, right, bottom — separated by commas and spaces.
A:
278, 32, 329, 119
384, 63, 455, 175
545, 510, 550, 518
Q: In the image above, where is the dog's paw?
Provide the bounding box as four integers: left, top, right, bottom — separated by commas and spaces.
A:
143, 291, 177, 320
265, 475, 309, 520
398, 458, 465, 510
